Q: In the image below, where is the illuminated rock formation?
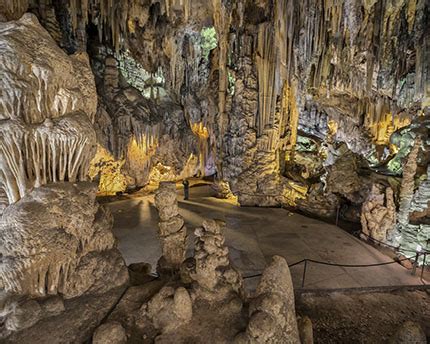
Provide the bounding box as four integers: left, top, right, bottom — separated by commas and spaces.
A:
0, 13, 128, 342
154, 182, 187, 271
0, 13, 97, 205
361, 184, 396, 242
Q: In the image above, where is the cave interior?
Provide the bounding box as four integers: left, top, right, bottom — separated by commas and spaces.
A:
0, 0, 429, 343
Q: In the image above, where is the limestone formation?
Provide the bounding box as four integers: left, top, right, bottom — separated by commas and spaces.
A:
361, 184, 396, 242
397, 138, 422, 228
1, 1, 430, 342
154, 182, 187, 270
0, 182, 128, 298
189, 219, 243, 301
93, 321, 127, 344
0, 13, 97, 206
235, 256, 300, 344
139, 286, 193, 333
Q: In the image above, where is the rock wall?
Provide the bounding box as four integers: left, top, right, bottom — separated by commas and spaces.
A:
0, 13, 97, 205
0, 13, 128, 341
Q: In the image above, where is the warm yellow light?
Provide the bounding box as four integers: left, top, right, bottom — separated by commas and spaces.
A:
368, 113, 411, 145
191, 122, 209, 139
282, 180, 308, 206
89, 146, 128, 195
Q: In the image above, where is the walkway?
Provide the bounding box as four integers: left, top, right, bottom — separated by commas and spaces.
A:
107, 185, 425, 289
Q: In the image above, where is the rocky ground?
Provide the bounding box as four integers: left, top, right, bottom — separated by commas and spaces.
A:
296, 288, 430, 343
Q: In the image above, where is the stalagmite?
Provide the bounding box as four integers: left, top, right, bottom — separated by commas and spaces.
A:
189, 219, 243, 301
154, 182, 187, 271
397, 138, 421, 228
234, 256, 300, 344
361, 184, 396, 242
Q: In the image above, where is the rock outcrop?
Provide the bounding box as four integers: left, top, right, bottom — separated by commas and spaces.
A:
0, 182, 128, 298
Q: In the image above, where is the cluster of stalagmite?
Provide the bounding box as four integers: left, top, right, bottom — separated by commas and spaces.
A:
189, 219, 243, 301
361, 184, 396, 242
154, 182, 187, 270
128, 214, 301, 343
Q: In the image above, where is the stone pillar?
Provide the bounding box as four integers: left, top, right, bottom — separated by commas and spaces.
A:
190, 219, 243, 301
398, 138, 421, 227
154, 182, 187, 271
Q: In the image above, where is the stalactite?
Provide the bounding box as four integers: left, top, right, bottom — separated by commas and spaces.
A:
212, 0, 231, 175
0, 113, 96, 204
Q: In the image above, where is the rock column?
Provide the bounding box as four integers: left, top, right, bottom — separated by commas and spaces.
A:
154, 182, 187, 271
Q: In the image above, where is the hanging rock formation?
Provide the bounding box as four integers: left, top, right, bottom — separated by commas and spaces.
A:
0, 13, 97, 205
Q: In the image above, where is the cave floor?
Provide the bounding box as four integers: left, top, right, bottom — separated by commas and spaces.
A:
107, 184, 426, 290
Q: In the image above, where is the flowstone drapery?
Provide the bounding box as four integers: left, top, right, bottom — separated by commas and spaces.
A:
0, 183, 128, 298
0, 13, 98, 206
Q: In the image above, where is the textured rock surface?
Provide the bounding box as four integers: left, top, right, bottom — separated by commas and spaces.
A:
154, 182, 187, 270
139, 286, 193, 333
235, 255, 300, 344
0, 13, 97, 205
93, 321, 127, 344
3, 286, 126, 344
361, 184, 396, 242
190, 219, 243, 301
0, 182, 128, 298
389, 321, 427, 344
0, 13, 97, 123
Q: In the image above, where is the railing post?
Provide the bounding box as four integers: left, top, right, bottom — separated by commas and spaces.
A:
301, 260, 308, 288
412, 252, 419, 275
